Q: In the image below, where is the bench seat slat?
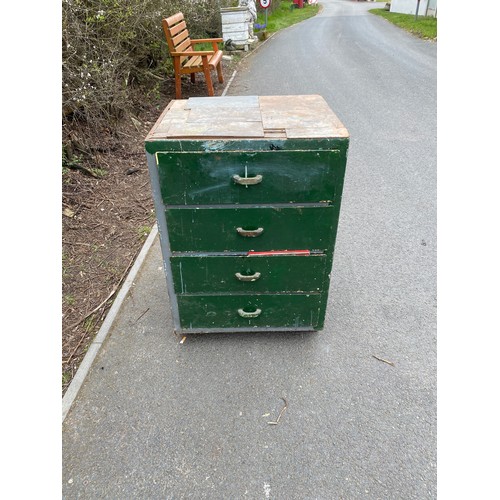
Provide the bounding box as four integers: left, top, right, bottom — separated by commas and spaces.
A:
169, 20, 187, 37
172, 30, 190, 48
183, 56, 202, 69
176, 37, 192, 53
182, 51, 223, 70
166, 12, 184, 26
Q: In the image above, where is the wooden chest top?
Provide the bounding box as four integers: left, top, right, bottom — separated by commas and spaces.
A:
145, 95, 349, 141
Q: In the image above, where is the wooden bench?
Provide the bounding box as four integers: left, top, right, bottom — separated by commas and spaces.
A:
162, 13, 224, 99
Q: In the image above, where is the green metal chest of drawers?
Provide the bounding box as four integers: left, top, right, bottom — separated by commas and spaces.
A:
145, 95, 349, 334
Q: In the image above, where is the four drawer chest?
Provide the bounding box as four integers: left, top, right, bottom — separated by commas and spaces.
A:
145, 95, 349, 334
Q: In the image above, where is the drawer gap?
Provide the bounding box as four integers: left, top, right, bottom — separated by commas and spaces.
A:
170, 250, 328, 257
178, 291, 322, 297
163, 202, 333, 209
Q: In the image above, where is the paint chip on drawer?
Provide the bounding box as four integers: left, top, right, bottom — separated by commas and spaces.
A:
248, 250, 311, 256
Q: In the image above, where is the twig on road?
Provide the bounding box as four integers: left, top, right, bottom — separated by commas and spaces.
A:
135, 307, 150, 323
372, 355, 395, 367
268, 398, 288, 425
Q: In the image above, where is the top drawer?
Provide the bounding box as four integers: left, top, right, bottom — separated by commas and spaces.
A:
156, 150, 344, 205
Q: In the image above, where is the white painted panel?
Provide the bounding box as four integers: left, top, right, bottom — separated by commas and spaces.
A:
221, 12, 248, 23
390, 0, 429, 16
222, 22, 248, 31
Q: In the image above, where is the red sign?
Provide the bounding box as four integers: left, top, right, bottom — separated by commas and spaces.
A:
259, 0, 271, 8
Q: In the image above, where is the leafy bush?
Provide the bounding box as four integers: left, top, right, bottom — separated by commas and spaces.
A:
266, 0, 283, 14
62, 0, 226, 131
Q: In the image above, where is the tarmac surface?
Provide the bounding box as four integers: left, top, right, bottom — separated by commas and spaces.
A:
62, 1, 437, 498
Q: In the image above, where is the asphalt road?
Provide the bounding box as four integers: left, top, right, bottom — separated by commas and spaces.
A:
62, 1, 437, 498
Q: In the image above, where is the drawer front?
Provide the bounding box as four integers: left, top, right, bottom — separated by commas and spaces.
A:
171, 254, 329, 294
166, 206, 338, 252
156, 150, 343, 205
177, 294, 327, 330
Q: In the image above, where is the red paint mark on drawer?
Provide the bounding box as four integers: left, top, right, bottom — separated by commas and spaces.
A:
247, 250, 311, 257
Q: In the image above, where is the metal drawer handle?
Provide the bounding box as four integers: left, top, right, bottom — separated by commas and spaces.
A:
235, 271, 261, 282
232, 174, 263, 186
237, 308, 262, 318
236, 227, 264, 237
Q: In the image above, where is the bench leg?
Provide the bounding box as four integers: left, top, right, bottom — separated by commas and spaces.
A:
175, 74, 182, 99
191, 73, 196, 83
174, 58, 182, 99
216, 62, 223, 84
202, 58, 214, 96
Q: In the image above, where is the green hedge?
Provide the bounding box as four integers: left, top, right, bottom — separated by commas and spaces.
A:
63, 0, 228, 129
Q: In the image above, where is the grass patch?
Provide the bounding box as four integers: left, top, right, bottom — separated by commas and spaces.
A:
369, 9, 437, 40
137, 225, 152, 239
194, 42, 224, 52
64, 295, 76, 306
62, 371, 72, 386
255, 1, 319, 34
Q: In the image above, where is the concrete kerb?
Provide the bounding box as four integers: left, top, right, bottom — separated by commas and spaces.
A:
61, 31, 280, 423
62, 223, 159, 423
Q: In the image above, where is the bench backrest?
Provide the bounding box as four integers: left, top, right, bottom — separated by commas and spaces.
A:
162, 13, 192, 64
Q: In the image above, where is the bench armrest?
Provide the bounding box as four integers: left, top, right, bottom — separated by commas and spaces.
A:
190, 38, 223, 44
171, 50, 215, 57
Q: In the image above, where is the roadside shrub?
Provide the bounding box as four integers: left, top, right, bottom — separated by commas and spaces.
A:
262, 0, 283, 14
62, 0, 225, 134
